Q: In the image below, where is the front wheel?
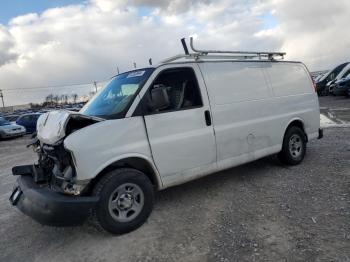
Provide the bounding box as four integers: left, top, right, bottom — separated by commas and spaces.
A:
278, 126, 306, 165
90, 168, 154, 234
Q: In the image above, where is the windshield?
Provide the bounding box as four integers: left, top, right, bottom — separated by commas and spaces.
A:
341, 69, 350, 79
315, 74, 325, 82
318, 71, 331, 82
318, 63, 349, 82
81, 68, 154, 119
0, 118, 10, 126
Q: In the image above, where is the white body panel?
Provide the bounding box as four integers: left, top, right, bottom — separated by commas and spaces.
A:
198, 61, 319, 172
40, 60, 320, 191
142, 64, 217, 187
64, 117, 160, 184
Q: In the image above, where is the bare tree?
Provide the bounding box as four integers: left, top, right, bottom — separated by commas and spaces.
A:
53, 95, 59, 105
62, 94, 69, 104
45, 94, 54, 105
71, 93, 78, 104
59, 94, 64, 104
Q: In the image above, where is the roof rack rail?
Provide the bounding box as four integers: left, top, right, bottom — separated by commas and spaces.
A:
189, 37, 286, 60
161, 53, 259, 63
160, 37, 286, 64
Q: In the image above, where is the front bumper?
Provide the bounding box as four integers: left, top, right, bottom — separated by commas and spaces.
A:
1, 131, 25, 138
9, 172, 99, 227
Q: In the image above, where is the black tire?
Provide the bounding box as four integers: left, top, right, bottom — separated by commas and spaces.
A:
90, 168, 154, 235
278, 126, 306, 165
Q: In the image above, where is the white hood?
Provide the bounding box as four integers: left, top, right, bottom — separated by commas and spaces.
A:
37, 110, 103, 145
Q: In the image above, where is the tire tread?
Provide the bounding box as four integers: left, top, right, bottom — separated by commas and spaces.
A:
89, 168, 154, 234
278, 126, 306, 165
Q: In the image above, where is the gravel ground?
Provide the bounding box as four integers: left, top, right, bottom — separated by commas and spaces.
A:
0, 96, 349, 262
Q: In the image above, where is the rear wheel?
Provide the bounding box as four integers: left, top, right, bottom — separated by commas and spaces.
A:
90, 168, 154, 234
278, 126, 306, 165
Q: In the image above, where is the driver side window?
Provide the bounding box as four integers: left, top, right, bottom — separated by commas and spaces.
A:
146, 67, 202, 113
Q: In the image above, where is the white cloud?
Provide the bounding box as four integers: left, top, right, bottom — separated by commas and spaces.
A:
9, 13, 39, 26
0, 0, 349, 105
268, 0, 350, 69
0, 25, 17, 66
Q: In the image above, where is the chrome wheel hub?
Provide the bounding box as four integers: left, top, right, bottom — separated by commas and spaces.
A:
117, 193, 133, 210
108, 183, 144, 222
289, 134, 303, 158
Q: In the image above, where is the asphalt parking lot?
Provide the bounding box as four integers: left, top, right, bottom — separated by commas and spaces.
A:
0, 96, 349, 262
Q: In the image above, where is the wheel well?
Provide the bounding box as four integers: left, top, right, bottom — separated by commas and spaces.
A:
285, 120, 308, 142
86, 157, 160, 194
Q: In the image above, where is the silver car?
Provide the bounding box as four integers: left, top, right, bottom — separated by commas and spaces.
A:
0, 117, 26, 139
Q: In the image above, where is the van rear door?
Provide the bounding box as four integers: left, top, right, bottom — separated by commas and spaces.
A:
140, 65, 217, 185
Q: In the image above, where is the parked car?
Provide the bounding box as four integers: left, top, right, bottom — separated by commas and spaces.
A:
333, 75, 350, 96
4, 114, 20, 123
9, 39, 322, 235
328, 63, 350, 94
16, 113, 42, 133
314, 73, 326, 82
0, 117, 26, 139
316, 62, 349, 95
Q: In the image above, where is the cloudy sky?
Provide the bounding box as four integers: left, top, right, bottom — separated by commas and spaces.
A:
0, 0, 349, 106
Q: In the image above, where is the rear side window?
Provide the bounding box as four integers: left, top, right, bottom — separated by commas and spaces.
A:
19, 115, 30, 122
199, 62, 269, 104
267, 63, 312, 96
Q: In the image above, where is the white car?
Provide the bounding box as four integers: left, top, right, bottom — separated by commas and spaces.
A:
0, 117, 26, 139
10, 38, 322, 234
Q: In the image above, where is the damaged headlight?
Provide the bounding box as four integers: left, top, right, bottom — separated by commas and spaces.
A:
40, 144, 89, 196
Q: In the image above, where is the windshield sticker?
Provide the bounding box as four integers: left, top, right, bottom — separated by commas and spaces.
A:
127, 70, 145, 78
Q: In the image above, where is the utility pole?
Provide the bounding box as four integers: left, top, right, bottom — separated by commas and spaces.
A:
93, 81, 98, 93
0, 90, 4, 108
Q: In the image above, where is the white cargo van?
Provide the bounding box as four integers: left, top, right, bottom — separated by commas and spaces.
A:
10, 38, 322, 234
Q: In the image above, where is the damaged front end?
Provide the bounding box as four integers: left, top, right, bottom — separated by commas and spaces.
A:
14, 139, 86, 196
9, 110, 103, 226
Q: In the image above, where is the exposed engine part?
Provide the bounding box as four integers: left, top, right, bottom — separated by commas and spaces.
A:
24, 111, 103, 195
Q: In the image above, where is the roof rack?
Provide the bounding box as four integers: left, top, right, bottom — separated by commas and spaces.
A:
161, 37, 286, 63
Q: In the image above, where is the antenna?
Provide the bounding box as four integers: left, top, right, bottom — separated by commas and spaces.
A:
181, 38, 189, 55
149, 58, 153, 65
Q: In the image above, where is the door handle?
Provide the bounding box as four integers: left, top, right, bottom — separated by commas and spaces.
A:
204, 110, 212, 126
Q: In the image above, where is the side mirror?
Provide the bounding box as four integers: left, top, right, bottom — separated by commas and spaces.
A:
148, 86, 170, 111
